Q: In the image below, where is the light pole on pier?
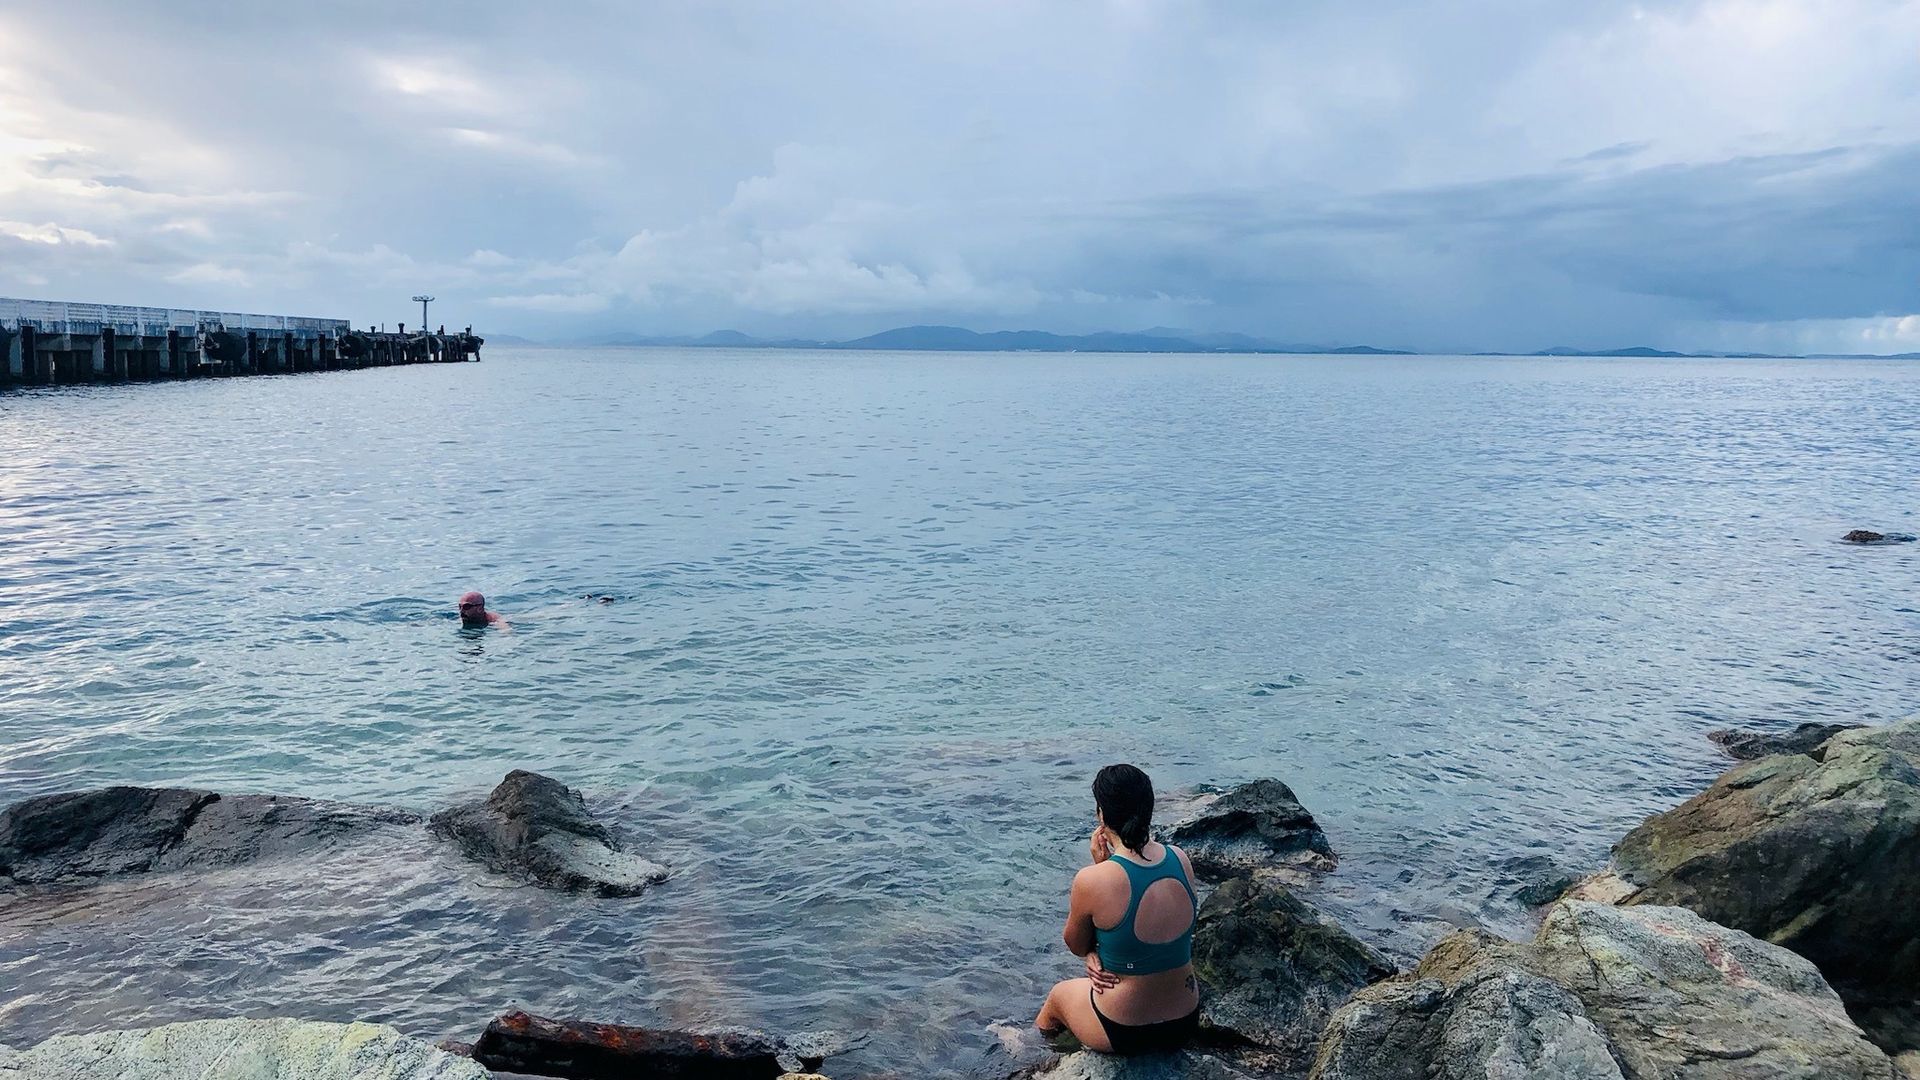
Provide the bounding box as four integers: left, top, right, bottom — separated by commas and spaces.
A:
412, 295, 435, 331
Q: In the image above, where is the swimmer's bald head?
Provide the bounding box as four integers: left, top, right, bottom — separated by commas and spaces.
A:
458, 591, 488, 627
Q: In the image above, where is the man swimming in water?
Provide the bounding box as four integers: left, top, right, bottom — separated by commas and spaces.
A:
457, 591, 507, 628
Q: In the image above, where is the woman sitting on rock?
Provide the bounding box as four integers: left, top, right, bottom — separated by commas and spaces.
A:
1036, 763, 1200, 1055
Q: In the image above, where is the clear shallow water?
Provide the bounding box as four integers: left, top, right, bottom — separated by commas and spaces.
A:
0, 348, 1916, 1076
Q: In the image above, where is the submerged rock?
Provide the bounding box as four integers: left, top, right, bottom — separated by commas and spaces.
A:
1192, 876, 1393, 1065
1309, 900, 1896, 1080
0, 1017, 487, 1079
471, 1010, 854, 1078
1706, 720, 1864, 760
430, 770, 667, 895
0, 786, 419, 888
1164, 779, 1336, 883
1495, 853, 1581, 908
1843, 530, 1916, 544
1600, 718, 1920, 996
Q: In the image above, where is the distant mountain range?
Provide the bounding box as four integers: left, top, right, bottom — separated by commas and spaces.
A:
487, 324, 1920, 360
566, 325, 1412, 353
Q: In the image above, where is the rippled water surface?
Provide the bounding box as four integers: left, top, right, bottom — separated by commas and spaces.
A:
2, 348, 1917, 1075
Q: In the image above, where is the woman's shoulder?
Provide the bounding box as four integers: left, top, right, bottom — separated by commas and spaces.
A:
1074, 858, 1132, 892
1166, 843, 1195, 877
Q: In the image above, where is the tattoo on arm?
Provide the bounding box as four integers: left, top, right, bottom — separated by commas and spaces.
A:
1186, 974, 1197, 994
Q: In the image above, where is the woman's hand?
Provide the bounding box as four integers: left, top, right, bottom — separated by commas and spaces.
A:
1089, 826, 1112, 865
1085, 951, 1121, 995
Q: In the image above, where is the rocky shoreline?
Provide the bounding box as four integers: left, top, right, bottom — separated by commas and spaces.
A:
4, 717, 1918, 1078
0, 769, 665, 897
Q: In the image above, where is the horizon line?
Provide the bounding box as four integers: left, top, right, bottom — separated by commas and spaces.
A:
477, 324, 1920, 361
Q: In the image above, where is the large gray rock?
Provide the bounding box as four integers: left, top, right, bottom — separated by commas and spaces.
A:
1192, 876, 1393, 1065
1309, 900, 1897, 1080
1164, 780, 1335, 883
1706, 721, 1863, 761
1309, 928, 1621, 1080
1596, 718, 1920, 996
0, 1018, 487, 1079
1533, 902, 1894, 1078
429, 770, 667, 896
0, 787, 420, 887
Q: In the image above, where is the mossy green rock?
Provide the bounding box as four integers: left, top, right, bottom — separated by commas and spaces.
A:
1610, 718, 1920, 993
0, 1018, 487, 1079
1192, 875, 1393, 1065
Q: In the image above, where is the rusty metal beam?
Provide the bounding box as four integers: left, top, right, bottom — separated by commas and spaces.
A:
471, 1011, 794, 1080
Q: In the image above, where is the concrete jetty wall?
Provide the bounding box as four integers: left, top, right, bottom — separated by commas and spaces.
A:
0, 298, 482, 388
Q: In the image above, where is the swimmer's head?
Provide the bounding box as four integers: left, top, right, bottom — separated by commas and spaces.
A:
458, 591, 488, 626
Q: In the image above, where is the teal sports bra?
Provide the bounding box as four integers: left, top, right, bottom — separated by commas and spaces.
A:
1094, 846, 1198, 975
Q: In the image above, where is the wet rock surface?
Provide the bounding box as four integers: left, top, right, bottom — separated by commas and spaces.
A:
1192, 876, 1394, 1066
0, 787, 211, 885
1848, 1001, 1920, 1060
1164, 780, 1336, 883
1707, 720, 1864, 760
1843, 530, 1916, 544
0, 786, 420, 888
0, 1018, 487, 1079
1310, 900, 1897, 1080
1022, 1049, 1264, 1080
429, 770, 667, 896
1604, 718, 1920, 996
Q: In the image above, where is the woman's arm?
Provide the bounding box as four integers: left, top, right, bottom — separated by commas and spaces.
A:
1062, 866, 1101, 957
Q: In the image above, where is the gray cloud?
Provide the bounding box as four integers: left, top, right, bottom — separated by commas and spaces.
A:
1567, 142, 1653, 165
1, 0, 1916, 351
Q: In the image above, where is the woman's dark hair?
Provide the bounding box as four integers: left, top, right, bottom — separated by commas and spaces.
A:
1093, 764, 1154, 851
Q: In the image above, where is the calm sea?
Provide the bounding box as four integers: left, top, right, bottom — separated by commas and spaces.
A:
1, 348, 1916, 1075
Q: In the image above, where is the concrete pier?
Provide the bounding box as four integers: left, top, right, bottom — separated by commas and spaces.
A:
1, 298, 482, 388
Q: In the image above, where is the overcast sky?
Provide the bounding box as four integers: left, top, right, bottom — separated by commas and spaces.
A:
2, 1, 1917, 351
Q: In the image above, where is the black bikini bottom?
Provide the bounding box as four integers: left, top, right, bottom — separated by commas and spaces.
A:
1089, 990, 1200, 1056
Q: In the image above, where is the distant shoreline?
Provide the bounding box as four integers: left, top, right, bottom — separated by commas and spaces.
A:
484, 325, 1920, 361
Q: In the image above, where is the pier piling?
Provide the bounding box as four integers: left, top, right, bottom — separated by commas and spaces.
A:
0, 297, 482, 390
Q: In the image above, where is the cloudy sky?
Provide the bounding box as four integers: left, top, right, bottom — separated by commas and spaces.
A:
2, 1, 1917, 351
